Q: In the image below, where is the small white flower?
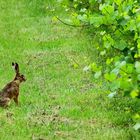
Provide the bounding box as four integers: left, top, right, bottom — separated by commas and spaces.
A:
108, 92, 117, 98
83, 66, 90, 72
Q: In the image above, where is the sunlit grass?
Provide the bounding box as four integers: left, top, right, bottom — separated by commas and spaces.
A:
0, 0, 137, 139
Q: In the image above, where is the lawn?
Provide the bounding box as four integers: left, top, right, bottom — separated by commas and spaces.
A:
0, 0, 137, 140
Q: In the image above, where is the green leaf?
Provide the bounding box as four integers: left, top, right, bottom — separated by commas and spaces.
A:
120, 78, 132, 90
133, 114, 140, 120
77, 14, 88, 22
104, 41, 112, 49
126, 64, 134, 73
120, 63, 134, 74
100, 4, 114, 15
127, 19, 137, 31
137, 39, 140, 49
94, 71, 102, 79
106, 58, 113, 65
133, 123, 140, 130
103, 34, 114, 49
74, 4, 78, 8
115, 61, 126, 68
90, 63, 98, 71
73, 63, 79, 69
110, 81, 120, 91
100, 50, 106, 56
137, 74, 140, 81
114, 40, 127, 50
90, 63, 102, 72
130, 90, 139, 98
104, 73, 117, 82
135, 61, 140, 73
114, 0, 122, 5
90, 15, 103, 27
134, 32, 139, 41
111, 68, 120, 75
80, 8, 87, 13
89, 0, 96, 4
134, 54, 140, 59
125, 56, 134, 63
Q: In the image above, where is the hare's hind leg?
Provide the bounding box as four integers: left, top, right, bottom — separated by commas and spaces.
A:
0, 98, 10, 108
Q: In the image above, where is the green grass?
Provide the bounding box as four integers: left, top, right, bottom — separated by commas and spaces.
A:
0, 0, 139, 139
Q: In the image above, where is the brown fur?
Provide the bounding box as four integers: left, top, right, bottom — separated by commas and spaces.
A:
0, 62, 26, 107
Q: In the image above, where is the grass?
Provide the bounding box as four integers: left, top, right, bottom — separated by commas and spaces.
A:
0, 0, 139, 139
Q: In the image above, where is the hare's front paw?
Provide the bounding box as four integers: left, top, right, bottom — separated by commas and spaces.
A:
0, 98, 10, 108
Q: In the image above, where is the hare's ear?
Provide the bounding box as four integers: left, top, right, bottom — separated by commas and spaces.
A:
12, 62, 14, 66
12, 62, 15, 69
12, 62, 19, 73
15, 63, 19, 73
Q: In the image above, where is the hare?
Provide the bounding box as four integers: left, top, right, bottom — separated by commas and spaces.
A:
0, 62, 26, 107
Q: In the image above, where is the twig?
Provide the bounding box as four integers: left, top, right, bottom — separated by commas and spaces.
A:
56, 17, 90, 28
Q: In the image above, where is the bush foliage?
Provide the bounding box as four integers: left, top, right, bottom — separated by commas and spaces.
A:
58, 0, 140, 98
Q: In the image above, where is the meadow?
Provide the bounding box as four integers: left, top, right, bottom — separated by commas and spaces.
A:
0, 0, 139, 139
